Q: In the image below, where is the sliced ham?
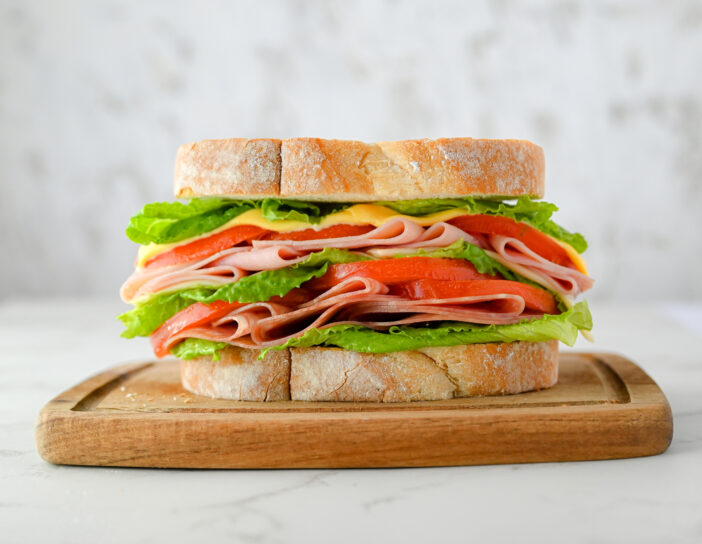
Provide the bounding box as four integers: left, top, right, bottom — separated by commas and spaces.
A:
164, 325, 260, 350
161, 291, 533, 353
210, 246, 309, 271
251, 292, 527, 348
133, 269, 244, 298
300, 276, 389, 306
365, 223, 486, 257
160, 279, 388, 352
121, 246, 248, 303
337, 295, 526, 324
488, 235, 594, 297
397, 222, 484, 249
161, 302, 293, 353
251, 217, 425, 250
213, 301, 292, 325
159, 277, 392, 351
152, 275, 553, 355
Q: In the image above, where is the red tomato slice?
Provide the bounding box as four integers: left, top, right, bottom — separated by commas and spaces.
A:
305, 257, 493, 292
264, 224, 375, 241
391, 279, 558, 314
151, 300, 243, 358
143, 225, 269, 269
449, 215, 574, 268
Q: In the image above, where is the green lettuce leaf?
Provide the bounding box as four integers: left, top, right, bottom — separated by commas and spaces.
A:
170, 338, 230, 361
260, 199, 351, 224
118, 248, 370, 338
118, 287, 215, 339
173, 301, 592, 360
126, 198, 354, 244
126, 198, 255, 245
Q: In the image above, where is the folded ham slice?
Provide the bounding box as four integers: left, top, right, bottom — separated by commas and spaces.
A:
161, 302, 294, 353
252, 217, 425, 250
299, 276, 390, 306
169, 291, 529, 352
365, 222, 485, 257
121, 247, 248, 303
162, 277, 390, 351
251, 293, 527, 347
210, 246, 309, 271
488, 235, 594, 297
164, 326, 260, 350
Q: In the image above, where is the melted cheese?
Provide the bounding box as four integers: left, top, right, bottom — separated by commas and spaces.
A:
135, 204, 590, 276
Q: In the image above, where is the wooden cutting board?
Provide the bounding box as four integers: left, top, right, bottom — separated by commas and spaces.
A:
35, 352, 672, 468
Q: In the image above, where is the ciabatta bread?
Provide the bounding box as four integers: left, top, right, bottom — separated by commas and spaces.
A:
181, 341, 558, 402
174, 138, 545, 200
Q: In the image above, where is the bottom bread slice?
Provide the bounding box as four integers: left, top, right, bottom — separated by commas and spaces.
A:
180, 340, 559, 402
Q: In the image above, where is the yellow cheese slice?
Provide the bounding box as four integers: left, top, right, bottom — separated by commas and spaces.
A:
549, 237, 589, 275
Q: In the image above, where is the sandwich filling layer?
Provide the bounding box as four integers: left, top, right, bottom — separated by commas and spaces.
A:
120, 197, 593, 360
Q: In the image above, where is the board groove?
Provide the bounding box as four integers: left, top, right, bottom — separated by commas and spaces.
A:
589, 356, 631, 403
72, 363, 154, 412
35, 352, 673, 468
70, 399, 625, 414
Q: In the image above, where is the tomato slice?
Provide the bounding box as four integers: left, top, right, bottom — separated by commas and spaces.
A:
305, 257, 493, 292
264, 224, 375, 241
151, 300, 243, 357
449, 215, 573, 268
391, 279, 558, 314
144, 225, 269, 269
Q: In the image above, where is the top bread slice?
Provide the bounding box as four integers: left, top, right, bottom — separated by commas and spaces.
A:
174, 138, 545, 201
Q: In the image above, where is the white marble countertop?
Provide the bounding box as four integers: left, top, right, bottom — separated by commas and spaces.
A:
1, 298, 701, 543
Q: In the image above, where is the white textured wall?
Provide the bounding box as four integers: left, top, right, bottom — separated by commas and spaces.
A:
1, 0, 701, 300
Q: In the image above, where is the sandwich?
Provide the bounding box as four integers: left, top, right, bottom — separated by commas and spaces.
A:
119, 138, 593, 402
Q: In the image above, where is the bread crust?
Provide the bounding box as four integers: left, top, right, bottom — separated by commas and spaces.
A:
174, 138, 281, 199
173, 138, 545, 200
181, 346, 290, 401
282, 138, 545, 201
180, 341, 558, 402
